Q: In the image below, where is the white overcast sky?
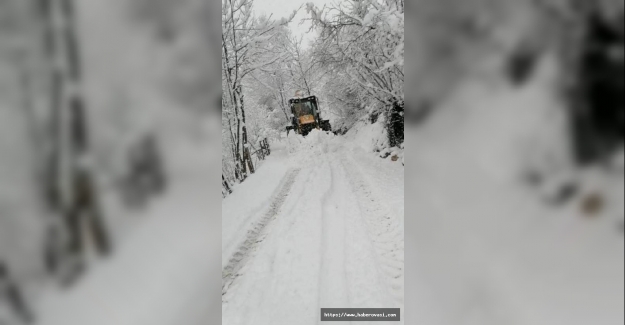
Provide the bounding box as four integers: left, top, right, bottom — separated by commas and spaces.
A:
253, 0, 335, 48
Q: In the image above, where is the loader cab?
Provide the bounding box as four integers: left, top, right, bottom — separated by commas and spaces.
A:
290, 96, 318, 119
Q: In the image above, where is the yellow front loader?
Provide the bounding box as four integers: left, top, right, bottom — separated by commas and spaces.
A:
285, 95, 331, 136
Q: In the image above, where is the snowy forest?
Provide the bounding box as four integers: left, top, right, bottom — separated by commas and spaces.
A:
1, 0, 220, 324
405, 0, 623, 324
0, 0, 622, 323
220, 1, 406, 323
221, 0, 404, 189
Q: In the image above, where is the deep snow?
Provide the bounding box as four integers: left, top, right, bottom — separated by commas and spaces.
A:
25, 131, 222, 325
406, 54, 624, 325
222, 130, 405, 325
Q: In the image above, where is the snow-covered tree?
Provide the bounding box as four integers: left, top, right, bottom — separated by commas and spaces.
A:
305, 0, 404, 146
222, 0, 295, 183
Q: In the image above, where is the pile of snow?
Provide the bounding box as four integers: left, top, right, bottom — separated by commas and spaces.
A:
344, 119, 388, 153
280, 120, 404, 164
418, 53, 571, 184
283, 130, 339, 163
343, 117, 404, 163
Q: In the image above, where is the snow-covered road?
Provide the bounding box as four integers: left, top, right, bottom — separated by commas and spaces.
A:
222, 131, 404, 325
27, 130, 403, 325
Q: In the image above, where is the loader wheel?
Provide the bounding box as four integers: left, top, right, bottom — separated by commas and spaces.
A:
320, 120, 331, 132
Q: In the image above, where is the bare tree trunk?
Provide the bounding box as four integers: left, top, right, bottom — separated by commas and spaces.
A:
235, 92, 245, 178
221, 41, 245, 182
38, 0, 65, 277
39, 0, 63, 211
60, 0, 111, 258
277, 79, 290, 121
237, 85, 254, 174
17, 57, 46, 193
41, 0, 111, 284
225, 106, 240, 181
222, 175, 232, 196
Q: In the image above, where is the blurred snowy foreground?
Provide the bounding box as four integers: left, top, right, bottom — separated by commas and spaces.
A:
32, 136, 221, 325
408, 55, 624, 325
222, 129, 405, 325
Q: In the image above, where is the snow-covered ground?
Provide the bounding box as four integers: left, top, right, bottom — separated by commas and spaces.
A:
222, 130, 404, 325
25, 128, 222, 325
406, 54, 624, 325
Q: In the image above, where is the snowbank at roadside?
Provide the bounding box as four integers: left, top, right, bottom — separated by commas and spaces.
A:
222, 156, 289, 267
344, 118, 404, 163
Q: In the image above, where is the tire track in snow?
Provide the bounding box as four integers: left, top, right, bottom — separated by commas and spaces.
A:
277, 163, 322, 237
222, 168, 301, 296
316, 155, 351, 315
317, 151, 393, 317
340, 154, 404, 307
